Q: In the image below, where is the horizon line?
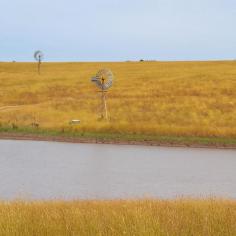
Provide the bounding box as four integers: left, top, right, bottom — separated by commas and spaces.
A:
0, 59, 236, 63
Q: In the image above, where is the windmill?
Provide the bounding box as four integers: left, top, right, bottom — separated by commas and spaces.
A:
34, 50, 44, 75
91, 69, 114, 120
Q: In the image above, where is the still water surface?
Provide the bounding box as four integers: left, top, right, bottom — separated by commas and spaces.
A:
0, 140, 235, 200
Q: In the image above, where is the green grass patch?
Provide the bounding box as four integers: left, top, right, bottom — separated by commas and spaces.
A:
0, 125, 235, 147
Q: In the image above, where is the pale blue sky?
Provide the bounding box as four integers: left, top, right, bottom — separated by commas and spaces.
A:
0, 0, 235, 61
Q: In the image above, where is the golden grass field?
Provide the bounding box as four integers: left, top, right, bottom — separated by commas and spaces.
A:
0, 199, 235, 236
0, 62, 235, 235
0, 61, 235, 138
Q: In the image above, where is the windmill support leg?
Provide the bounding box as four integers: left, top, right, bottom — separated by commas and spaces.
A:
103, 93, 108, 120
38, 61, 41, 75
101, 91, 108, 120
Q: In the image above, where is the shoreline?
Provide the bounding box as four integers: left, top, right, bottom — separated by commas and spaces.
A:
0, 132, 236, 150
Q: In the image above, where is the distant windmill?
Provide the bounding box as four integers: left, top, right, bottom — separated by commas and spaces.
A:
91, 69, 114, 120
34, 50, 44, 75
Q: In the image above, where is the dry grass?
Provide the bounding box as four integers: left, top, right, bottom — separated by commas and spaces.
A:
0, 199, 235, 236
0, 61, 236, 137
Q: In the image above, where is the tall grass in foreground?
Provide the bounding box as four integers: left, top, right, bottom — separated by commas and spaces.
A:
0, 199, 235, 235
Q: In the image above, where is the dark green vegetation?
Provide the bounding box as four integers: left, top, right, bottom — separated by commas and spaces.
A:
0, 125, 235, 148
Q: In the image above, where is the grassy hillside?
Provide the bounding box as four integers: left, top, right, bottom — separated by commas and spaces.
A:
0, 61, 235, 143
0, 199, 235, 236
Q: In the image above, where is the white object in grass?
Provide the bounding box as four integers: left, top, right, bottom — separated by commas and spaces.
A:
69, 120, 80, 125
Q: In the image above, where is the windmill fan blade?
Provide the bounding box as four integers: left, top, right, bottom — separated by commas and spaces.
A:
34, 50, 44, 62
91, 68, 114, 90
